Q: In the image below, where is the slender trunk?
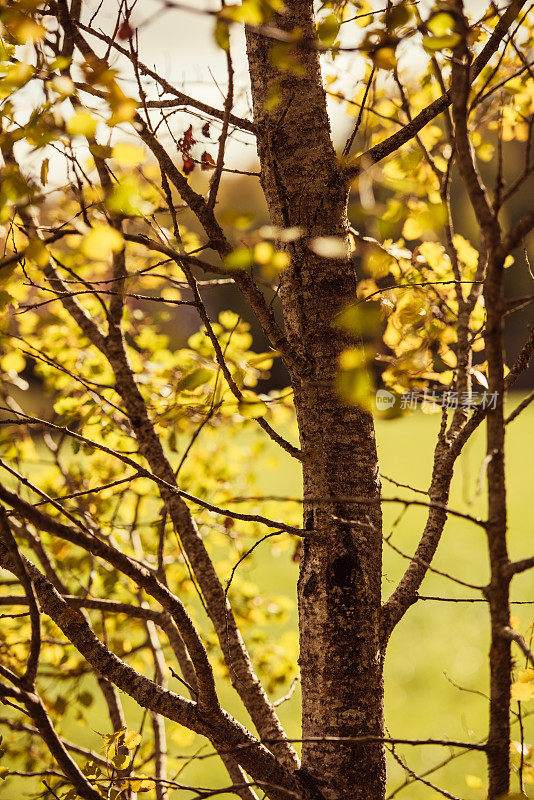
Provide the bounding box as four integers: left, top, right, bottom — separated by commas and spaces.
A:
484, 252, 511, 799
246, 4, 385, 799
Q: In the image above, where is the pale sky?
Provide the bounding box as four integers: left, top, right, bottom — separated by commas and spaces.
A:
14, 0, 492, 184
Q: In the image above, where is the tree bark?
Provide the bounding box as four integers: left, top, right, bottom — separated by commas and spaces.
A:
484, 250, 511, 800
246, 4, 386, 799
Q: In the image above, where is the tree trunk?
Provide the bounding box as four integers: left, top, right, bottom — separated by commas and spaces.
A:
246, 4, 386, 799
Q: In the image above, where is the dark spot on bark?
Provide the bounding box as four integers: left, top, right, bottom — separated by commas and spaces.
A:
330, 553, 357, 588
304, 510, 314, 531
302, 573, 317, 598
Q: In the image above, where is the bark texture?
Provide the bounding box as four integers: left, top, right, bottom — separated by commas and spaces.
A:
246, 4, 385, 799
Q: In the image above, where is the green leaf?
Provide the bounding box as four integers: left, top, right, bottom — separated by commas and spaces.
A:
238, 391, 268, 418
0, 290, 14, 311
177, 368, 213, 391
422, 33, 461, 52
427, 12, 455, 37
214, 19, 230, 50
336, 364, 374, 410
112, 752, 130, 769
223, 248, 254, 270
53, 396, 81, 416
106, 176, 153, 217
317, 13, 340, 47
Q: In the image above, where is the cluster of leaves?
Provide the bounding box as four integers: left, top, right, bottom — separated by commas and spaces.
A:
0, 4, 303, 793
313, 0, 534, 410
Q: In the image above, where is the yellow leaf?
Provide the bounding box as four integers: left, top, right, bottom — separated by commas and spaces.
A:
67, 110, 98, 137
15, 18, 45, 43
112, 142, 146, 166
511, 681, 534, 701
3, 62, 33, 88
427, 12, 455, 36
169, 725, 195, 746
50, 75, 75, 96
1, 351, 25, 373
373, 47, 397, 71
26, 239, 49, 267
477, 141, 494, 162
81, 225, 124, 260
453, 235, 478, 271
108, 95, 138, 126
270, 251, 291, 270
402, 217, 422, 241
130, 778, 156, 791
254, 242, 275, 265
123, 730, 142, 750
238, 391, 268, 418
423, 33, 461, 52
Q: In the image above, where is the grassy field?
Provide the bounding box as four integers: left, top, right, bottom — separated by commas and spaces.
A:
1, 395, 533, 799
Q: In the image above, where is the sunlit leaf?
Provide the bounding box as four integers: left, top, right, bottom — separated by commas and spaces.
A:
111, 142, 146, 166
427, 12, 456, 37
123, 730, 142, 750
223, 248, 254, 270
422, 33, 461, 52
66, 110, 98, 137
511, 681, 534, 701
238, 391, 268, 418
81, 225, 124, 260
